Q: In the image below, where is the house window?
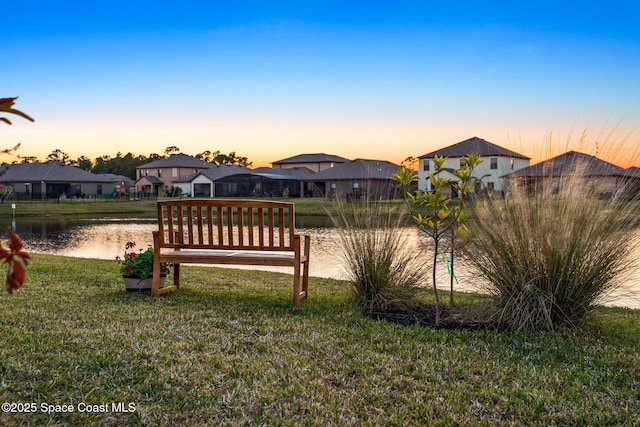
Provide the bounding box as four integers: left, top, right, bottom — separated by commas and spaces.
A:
490, 158, 498, 170
510, 158, 514, 170
423, 160, 429, 171
145, 170, 149, 176
158, 169, 162, 177
460, 159, 466, 168
172, 168, 178, 177
25, 183, 30, 195
487, 182, 495, 190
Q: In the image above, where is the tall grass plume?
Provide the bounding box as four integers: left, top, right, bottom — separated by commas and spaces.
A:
466, 134, 640, 332
329, 200, 426, 313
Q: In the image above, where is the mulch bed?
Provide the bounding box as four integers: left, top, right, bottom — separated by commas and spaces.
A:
368, 305, 500, 331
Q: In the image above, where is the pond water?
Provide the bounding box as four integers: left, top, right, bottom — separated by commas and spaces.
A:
6, 215, 639, 308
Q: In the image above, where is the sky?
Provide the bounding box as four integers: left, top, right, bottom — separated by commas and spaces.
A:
2, 1, 640, 168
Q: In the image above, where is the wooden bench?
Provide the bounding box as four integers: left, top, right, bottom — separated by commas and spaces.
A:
151, 199, 311, 306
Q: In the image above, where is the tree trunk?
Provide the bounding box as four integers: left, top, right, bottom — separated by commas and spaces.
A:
450, 229, 455, 306
433, 236, 441, 326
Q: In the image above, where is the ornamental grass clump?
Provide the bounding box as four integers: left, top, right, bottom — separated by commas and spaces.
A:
330, 200, 426, 313
466, 151, 640, 332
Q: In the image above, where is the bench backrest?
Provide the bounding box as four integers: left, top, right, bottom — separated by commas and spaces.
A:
156, 199, 296, 251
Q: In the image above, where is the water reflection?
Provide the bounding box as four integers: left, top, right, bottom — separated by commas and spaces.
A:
7, 216, 639, 308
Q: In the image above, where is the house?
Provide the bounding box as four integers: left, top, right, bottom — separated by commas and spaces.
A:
502, 151, 640, 199
174, 165, 314, 198
173, 165, 252, 197
0, 162, 115, 199
253, 166, 316, 197
271, 153, 348, 172
135, 153, 211, 196
99, 174, 135, 196
417, 137, 530, 196
308, 158, 401, 200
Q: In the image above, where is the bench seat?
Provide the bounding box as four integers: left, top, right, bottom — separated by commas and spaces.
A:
156, 248, 308, 266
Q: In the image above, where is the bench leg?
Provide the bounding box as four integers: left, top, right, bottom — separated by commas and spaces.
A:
173, 263, 180, 289
302, 259, 310, 300
293, 262, 301, 307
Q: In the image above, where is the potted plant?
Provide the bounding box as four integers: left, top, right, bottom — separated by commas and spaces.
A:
118, 241, 170, 291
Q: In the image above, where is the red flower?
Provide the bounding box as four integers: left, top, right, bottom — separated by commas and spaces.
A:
0, 228, 30, 294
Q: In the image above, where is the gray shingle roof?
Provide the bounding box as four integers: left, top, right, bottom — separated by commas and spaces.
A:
217, 172, 301, 182
252, 166, 316, 179
137, 153, 211, 169
311, 159, 400, 180
626, 167, 640, 178
271, 153, 349, 165
0, 162, 114, 183
502, 151, 628, 178
418, 137, 529, 160
173, 165, 252, 183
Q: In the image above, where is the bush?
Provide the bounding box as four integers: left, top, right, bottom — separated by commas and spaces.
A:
466, 169, 640, 332
329, 200, 425, 313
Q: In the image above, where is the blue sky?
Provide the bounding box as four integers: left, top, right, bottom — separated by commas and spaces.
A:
3, 1, 640, 167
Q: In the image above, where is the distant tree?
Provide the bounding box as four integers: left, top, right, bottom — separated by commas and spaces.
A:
164, 146, 180, 156
196, 150, 251, 166
20, 156, 38, 164
72, 155, 93, 171
196, 150, 217, 163
213, 151, 252, 167
400, 156, 418, 169
46, 149, 70, 164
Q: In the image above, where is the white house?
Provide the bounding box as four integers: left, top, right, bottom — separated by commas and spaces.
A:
417, 137, 530, 196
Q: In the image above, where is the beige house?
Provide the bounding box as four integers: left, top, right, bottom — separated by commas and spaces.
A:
135, 154, 211, 196
502, 151, 640, 199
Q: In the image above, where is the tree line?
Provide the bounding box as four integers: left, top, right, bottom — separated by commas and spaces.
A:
8, 146, 252, 180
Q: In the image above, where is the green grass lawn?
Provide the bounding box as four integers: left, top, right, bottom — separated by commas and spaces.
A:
0, 255, 639, 426
0, 197, 406, 219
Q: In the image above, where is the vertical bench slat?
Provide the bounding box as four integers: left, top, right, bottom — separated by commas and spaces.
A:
176, 205, 184, 245
217, 206, 223, 245
248, 207, 254, 247
258, 208, 264, 247
186, 206, 194, 245
237, 206, 244, 246
227, 206, 233, 246
268, 208, 274, 246
207, 206, 214, 245
166, 205, 173, 245
278, 207, 285, 247
288, 205, 295, 249
197, 206, 204, 245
